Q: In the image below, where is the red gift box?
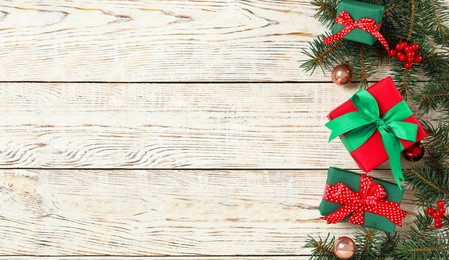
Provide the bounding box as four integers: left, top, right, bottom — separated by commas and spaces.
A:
327, 76, 428, 172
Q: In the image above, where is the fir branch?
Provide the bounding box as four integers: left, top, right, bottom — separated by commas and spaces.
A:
359, 45, 369, 87
407, 243, 449, 253
303, 234, 338, 259
407, 0, 416, 41
408, 168, 448, 196
384, 0, 404, 14
400, 67, 409, 95
430, 0, 448, 44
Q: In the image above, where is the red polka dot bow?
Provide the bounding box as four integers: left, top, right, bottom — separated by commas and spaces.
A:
323, 11, 389, 51
321, 174, 407, 226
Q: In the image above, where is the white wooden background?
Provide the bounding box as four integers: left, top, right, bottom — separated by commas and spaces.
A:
0, 0, 443, 259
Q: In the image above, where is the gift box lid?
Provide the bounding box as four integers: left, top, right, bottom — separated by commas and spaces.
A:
319, 167, 405, 233
333, 0, 385, 45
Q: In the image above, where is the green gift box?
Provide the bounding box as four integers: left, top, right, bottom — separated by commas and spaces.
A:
333, 0, 385, 45
319, 167, 406, 233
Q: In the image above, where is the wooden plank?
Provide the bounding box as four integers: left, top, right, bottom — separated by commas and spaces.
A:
0, 82, 403, 169
0, 0, 342, 82
0, 255, 309, 260
0, 169, 416, 256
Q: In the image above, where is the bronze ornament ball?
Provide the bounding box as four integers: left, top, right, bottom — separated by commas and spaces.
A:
331, 64, 352, 86
333, 236, 356, 259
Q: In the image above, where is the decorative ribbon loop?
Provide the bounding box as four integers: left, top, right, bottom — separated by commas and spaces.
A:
324, 11, 389, 51
321, 174, 407, 226
325, 89, 418, 189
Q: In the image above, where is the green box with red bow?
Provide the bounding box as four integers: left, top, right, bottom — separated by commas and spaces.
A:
329, 0, 385, 46
319, 167, 407, 233
326, 76, 427, 188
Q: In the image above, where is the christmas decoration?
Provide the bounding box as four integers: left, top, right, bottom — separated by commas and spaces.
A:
324, 0, 386, 47
331, 64, 352, 86
334, 236, 356, 259
401, 141, 425, 162
427, 200, 446, 229
390, 41, 422, 69
319, 167, 407, 233
302, 0, 449, 258
326, 77, 427, 188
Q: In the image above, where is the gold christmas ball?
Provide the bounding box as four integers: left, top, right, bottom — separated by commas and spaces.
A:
331, 64, 352, 86
334, 236, 356, 259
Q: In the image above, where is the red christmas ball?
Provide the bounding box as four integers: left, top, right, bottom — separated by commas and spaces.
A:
435, 222, 443, 229
411, 43, 419, 51
427, 207, 435, 215
388, 49, 397, 57
414, 55, 423, 63
395, 43, 403, 51
405, 63, 413, 69
434, 217, 442, 224
439, 207, 446, 216
407, 57, 415, 63
402, 141, 425, 161
438, 200, 445, 209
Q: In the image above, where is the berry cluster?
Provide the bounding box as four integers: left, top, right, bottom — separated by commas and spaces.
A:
388, 42, 422, 69
426, 200, 446, 229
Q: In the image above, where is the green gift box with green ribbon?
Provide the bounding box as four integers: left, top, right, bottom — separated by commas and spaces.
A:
326, 77, 428, 188
319, 167, 407, 233
333, 0, 385, 45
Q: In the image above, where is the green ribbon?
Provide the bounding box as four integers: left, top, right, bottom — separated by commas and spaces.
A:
326, 89, 418, 189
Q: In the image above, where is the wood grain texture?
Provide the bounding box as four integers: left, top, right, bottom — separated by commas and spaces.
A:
0, 82, 423, 169
0, 169, 417, 256
0, 0, 334, 82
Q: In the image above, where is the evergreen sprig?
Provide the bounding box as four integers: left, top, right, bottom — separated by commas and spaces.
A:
302, 0, 449, 259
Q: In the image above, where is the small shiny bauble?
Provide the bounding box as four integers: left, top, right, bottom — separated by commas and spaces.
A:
334, 236, 356, 259
438, 200, 445, 209
405, 63, 413, 69
402, 141, 425, 162
331, 64, 352, 86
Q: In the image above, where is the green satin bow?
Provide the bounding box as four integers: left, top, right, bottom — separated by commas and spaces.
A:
326, 89, 418, 189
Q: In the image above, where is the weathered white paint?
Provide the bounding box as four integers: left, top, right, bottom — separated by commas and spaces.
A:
0, 169, 416, 256
0, 0, 394, 82
0, 82, 365, 169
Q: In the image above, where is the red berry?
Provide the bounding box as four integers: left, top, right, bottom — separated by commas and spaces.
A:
389, 49, 397, 57
407, 57, 415, 63
411, 43, 419, 51
435, 222, 443, 228
405, 63, 413, 69
404, 45, 412, 53
407, 52, 415, 58
414, 55, 423, 63
439, 207, 446, 216
433, 211, 441, 218
427, 208, 435, 215
438, 200, 445, 208
398, 54, 407, 62
395, 43, 403, 51
401, 42, 407, 48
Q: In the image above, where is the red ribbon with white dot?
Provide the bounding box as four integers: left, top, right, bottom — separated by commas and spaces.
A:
321, 174, 407, 226
323, 11, 389, 51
